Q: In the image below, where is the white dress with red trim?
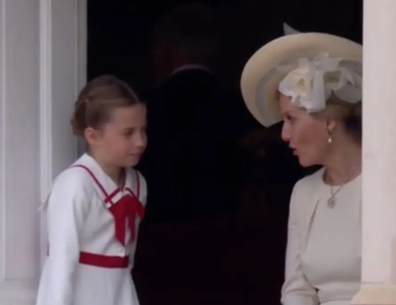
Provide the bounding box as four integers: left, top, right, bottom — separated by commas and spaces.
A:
35, 153, 147, 305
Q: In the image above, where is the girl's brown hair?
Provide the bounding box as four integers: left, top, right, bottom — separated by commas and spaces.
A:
71, 75, 141, 137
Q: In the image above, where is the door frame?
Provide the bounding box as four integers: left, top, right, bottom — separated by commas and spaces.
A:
39, 0, 87, 266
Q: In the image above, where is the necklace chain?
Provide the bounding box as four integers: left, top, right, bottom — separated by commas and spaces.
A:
326, 166, 359, 208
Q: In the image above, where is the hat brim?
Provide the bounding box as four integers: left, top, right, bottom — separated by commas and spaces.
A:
240, 33, 363, 127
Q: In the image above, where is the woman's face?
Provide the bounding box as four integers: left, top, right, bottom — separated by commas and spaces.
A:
278, 93, 329, 167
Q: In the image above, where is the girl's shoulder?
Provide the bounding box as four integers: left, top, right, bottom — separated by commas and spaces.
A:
54, 166, 96, 190
39, 167, 95, 211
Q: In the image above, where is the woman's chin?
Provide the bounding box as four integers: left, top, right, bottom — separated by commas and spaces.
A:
297, 156, 315, 168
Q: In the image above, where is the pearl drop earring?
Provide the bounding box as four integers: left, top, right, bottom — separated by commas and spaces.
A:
327, 130, 332, 144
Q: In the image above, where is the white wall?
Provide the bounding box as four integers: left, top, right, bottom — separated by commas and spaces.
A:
352, 0, 396, 304
0, 0, 41, 303
0, 0, 86, 304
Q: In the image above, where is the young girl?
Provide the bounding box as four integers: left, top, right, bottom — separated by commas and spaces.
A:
35, 75, 147, 305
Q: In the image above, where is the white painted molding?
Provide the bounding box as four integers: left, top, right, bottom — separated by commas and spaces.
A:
0, 0, 6, 285
0, 281, 38, 305
39, 0, 87, 266
0, 0, 41, 303
77, 0, 87, 91
39, 0, 53, 206
352, 0, 396, 304
77, 0, 87, 157
0, 0, 86, 303
39, 0, 53, 270
38, 0, 85, 198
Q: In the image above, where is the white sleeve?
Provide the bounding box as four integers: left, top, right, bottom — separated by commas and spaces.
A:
281, 182, 319, 305
46, 169, 91, 305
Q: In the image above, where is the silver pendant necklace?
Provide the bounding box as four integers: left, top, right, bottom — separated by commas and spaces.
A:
326, 166, 359, 209
328, 185, 345, 208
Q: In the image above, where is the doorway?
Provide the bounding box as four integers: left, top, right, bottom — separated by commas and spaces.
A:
85, 1, 362, 304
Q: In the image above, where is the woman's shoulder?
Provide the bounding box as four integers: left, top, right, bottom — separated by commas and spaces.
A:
295, 167, 324, 189
288, 167, 325, 220
291, 167, 325, 201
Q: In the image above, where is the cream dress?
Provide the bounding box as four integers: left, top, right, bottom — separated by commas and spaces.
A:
281, 168, 361, 305
35, 153, 147, 305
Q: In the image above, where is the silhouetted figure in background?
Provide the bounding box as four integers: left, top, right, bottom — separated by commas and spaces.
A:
133, 3, 251, 304
137, 2, 242, 223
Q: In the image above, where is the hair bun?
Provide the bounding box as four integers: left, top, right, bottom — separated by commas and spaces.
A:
69, 75, 141, 139
70, 97, 88, 136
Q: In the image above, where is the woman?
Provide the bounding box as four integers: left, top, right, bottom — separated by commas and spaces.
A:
240, 33, 362, 305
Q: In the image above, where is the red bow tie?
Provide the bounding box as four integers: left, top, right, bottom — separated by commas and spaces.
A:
108, 195, 145, 245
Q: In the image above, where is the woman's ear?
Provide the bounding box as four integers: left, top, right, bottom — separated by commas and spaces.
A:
326, 120, 337, 134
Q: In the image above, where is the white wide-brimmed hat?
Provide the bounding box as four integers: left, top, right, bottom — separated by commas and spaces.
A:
240, 33, 363, 127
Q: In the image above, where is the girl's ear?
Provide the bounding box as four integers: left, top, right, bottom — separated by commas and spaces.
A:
84, 127, 102, 148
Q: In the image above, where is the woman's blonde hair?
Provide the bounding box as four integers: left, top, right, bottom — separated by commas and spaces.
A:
313, 94, 362, 144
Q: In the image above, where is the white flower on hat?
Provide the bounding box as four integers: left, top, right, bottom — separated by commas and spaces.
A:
278, 53, 362, 113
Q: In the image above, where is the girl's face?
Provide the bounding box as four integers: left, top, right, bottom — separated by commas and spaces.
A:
88, 103, 147, 168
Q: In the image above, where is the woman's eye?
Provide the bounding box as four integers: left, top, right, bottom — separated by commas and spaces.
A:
285, 115, 294, 122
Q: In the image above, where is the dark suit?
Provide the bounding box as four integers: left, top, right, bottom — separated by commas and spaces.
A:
138, 68, 244, 223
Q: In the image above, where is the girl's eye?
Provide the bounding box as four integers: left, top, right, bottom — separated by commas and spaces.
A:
124, 131, 133, 138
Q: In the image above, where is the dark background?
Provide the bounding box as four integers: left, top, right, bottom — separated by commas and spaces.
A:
87, 0, 362, 304
88, 0, 362, 95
